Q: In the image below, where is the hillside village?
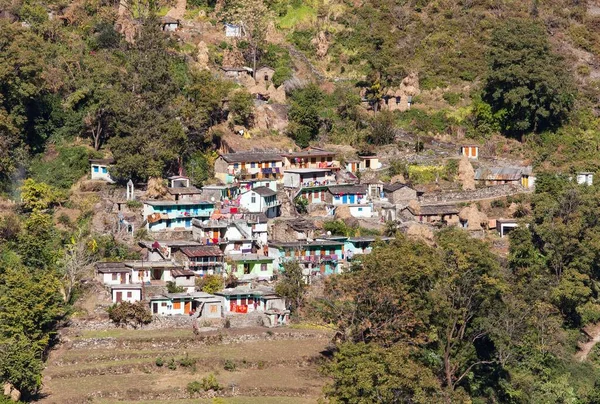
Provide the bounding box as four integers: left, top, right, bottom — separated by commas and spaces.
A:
5, 0, 600, 402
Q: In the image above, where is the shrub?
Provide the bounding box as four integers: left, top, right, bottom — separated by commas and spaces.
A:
443, 92, 462, 106
187, 380, 203, 394
166, 281, 185, 293
29, 146, 98, 190
229, 90, 254, 126
107, 301, 152, 328
444, 159, 459, 180
200, 373, 221, 391
168, 358, 177, 370
224, 359, 236, 372
179, 354, 196, 368
126, 200, 142, 209
155, 357, 164, 367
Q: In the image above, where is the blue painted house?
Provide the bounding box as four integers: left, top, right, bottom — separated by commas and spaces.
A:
268, 240, 344, 277
143, 200, 215, 232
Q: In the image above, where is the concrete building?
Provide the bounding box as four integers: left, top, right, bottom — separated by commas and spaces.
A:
89, 158, 115, 182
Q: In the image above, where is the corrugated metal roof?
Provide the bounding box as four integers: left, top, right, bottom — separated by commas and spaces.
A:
474, 167, 523, 181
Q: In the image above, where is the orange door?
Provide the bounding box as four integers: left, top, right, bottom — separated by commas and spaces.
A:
173, 300, 181, 310
184, 301, 191, 314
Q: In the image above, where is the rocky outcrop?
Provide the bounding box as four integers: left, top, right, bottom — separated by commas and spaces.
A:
376, 73, 421, 112
195, 41, 210, 70
253, 104, 289, 132
312, 31, 329, 59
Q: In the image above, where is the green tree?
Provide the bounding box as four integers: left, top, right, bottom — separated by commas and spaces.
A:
323, 343, 442, 404
228, 89, 254, 126
288, 84, 324, 147
196, 274, 224, 294
483, 19, 575, 137
275, 262, 306, 314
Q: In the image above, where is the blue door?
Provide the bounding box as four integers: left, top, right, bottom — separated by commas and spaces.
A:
342, 195, 348, 204
349, 194, 355, 204
185, 218, 191, 228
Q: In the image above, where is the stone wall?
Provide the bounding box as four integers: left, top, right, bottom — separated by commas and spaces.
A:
419, 184, 531, 205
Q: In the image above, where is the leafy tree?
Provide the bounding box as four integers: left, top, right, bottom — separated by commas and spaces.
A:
0, 333, 44, 397
196, 274, 224, 294
483, 19, 575, 137
323, 343, 442, 404
17, 212, 61, 270
366, 110, 396, 146
288, 84, 324, 147
275, 262, 306, 314
19, 178, 65, 212
228, 89, 254, 126
107, 301, 152, 328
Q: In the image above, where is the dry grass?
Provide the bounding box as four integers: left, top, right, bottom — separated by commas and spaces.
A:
41, 327, 331, 403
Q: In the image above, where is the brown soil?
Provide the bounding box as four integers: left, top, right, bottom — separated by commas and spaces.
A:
40, 326, 332, 403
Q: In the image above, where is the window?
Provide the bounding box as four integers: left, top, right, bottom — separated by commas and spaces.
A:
329, 249, 334, 255
233, 163, 239, 169
101, 167, 108, 174
234, 243, 240, 250
261, 263, 267, 271
112, 273, 118, 280
271, 162, 276, 167
93, 166, 99, 173
311, 158, 316, 164
127, 291, 132, 298
251, 196, 256, 204
251, 162, 256, 168
285, 249, 291, 257
358, 207, 363, 211
161, 302, 167, 307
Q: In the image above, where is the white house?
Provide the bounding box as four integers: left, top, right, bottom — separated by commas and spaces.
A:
90, 158, 115, 182
224, 23, 242, 37
239, 186, 281, 218
96, 262, 131, 285
127, 260, 181, 284
138, 240, 203, 262
171, 269, 196, 293
283, 168, 336, 189
111, 284, 142, 303
496, 219, 520, 238
216, 286, 286, 314
576, 172, 594, 186
358, 156, 382, 171
149, 292, 223, 317
192, 218, 256, 255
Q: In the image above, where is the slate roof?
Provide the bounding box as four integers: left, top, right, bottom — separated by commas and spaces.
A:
95, 262, 129, 273
252, 186, 277, 197
383, 182, 410, 192
328, 184, 367, 195
167, 187, 202, 195
220, 152, 283, 163
408, 204, 460, 216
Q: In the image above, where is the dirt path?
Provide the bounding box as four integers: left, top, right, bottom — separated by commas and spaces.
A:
576, 323, 600, 361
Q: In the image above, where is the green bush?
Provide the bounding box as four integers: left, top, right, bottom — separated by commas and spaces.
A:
179, 354, 196, 368
168, 358, 177, 370
29, 146, 99, 190
187, 380, 203, 394
126, 200, 142, 209
155, 357, 164, 367
443, 92, 462, 106
166, 281, 185, 293
200, 373, 221, 391
224, 359, 236, 371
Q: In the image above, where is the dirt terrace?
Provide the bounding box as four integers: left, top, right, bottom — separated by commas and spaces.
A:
39, 326, 332, 404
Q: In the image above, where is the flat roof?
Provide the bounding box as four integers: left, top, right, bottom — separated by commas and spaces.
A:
220, 152, 283, 164
227, 254, 274, 262
90, 158, 115, 164
143, 200, 214, 206
284, 168, 333, 174
139, 240, 202, 248
111, 284, 142, 290
167, 187, 202, 195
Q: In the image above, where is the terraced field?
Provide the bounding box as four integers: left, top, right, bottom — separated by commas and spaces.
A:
39, 326, 332, 404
